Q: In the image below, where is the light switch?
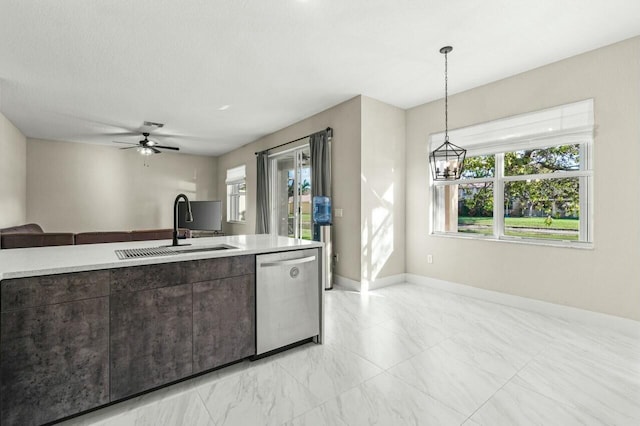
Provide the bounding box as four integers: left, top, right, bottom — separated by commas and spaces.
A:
334, 208, 343, 217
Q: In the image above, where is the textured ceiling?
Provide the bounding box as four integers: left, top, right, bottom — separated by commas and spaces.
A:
1, 0, 639, 156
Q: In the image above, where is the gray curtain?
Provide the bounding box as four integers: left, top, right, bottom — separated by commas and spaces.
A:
310, 130, 331, 199
255, 151, 270, 234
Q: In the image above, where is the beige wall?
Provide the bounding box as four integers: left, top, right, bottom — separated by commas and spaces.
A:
406, 37, 640, 320
27, 139, 218, 233
361, 96, 406, 287
217, 96, 362, 281
0, 112, 27, 228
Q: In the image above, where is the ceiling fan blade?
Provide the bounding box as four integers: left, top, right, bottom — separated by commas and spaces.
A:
155, 133, 211, 141
151, 147, 162, 154
119, 146, 139, 150
113, 140, 138, 145
49, 111, 139, 133
108, 131, 141, 137
154, 145, 180, 151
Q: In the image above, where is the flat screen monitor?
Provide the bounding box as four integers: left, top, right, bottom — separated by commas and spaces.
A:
178, 200, 222, 231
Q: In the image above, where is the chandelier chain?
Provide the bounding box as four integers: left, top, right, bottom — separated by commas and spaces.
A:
444, 49, 449, 141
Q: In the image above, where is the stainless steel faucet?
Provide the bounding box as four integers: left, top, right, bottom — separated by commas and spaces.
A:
173, 193, 193, 246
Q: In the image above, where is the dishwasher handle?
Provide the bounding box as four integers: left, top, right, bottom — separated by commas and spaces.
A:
260, 255, 316, 267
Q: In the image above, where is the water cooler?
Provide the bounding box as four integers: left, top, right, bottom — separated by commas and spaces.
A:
312, 196, 333, 290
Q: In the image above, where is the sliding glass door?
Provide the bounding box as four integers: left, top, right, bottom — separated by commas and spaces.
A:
270, 146, 312, 240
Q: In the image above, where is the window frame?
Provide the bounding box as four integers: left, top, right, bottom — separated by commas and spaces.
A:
431, 142, 593, 248
226, 165, 246, 224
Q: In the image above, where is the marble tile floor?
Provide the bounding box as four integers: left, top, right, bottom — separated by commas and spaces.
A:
61, 283, 640, 426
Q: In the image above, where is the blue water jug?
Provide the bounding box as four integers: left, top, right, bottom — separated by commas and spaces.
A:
313, 196, 332, 225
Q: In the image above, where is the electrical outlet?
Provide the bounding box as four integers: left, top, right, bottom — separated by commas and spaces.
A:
334, 208, 343, 218
427, 254, 433, 264
334, 253, 339, 263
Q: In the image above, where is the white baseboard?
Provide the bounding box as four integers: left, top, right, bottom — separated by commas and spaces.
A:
333, 275, 360, 291
334, 273, 406, 292
364, 273, 407, 291
405, 273, 640, 337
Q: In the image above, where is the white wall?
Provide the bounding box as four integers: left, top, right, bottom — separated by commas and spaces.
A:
361, 96, 406, 287
217, 96, 362, 281
406, 37, 640, 321
0, 112, 27, 228
216, 95, 406, 286
27, 139, 218, 232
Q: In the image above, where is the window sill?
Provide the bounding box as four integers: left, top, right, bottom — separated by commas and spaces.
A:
227, 221, 246, 225
430, 232, 594, 250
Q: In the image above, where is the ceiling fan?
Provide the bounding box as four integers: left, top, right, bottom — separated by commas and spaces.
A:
113, 132, 180, 155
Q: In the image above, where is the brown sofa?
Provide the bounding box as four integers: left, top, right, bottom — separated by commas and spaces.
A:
75, 231, 133, 245
131, 228, 175, 241
0, 223, 75, 249
0, 224, 190, 249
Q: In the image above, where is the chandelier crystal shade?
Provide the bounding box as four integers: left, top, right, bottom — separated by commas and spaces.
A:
429, 46, 466, 180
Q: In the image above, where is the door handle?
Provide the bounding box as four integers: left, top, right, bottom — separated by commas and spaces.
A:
260, 255, 316, 267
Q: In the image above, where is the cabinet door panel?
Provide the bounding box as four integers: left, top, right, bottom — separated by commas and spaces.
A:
193, 274, 255, 373
0, 297, 109, 426
110, 284, 192, 400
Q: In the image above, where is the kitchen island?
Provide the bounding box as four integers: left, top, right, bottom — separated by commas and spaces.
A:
0, 235, 324, 426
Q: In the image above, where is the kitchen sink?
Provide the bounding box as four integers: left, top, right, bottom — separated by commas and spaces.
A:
115, 244, 238, 260
167, 244, 237, 254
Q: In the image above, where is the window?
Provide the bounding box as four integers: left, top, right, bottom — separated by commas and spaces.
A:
431, 100, 593, 246
226, 165, 246, 223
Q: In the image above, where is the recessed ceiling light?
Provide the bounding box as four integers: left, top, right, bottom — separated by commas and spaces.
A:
218, 105, 231, 111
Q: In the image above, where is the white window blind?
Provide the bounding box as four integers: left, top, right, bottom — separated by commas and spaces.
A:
225, 165, 246, 185
430, 99, 594, 156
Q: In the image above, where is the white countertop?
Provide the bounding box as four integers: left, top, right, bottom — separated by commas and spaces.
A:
0, 234, 322, 280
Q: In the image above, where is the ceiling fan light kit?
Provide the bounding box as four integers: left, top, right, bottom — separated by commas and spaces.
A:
138, 147, 155, 156
113, 131, 179, 156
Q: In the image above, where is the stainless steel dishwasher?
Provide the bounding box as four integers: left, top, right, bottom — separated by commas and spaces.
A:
256, 248, 320, 355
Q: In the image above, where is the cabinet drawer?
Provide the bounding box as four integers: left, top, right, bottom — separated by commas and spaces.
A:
1, 270, 110, 311
183, 255, 254, 283
110, 262, 184, 293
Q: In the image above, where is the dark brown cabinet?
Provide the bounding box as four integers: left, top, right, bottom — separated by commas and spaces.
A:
0, 273, 110, 426
0, 253, 258, 425
193, 274, 255, 373
110, 283, 193, 400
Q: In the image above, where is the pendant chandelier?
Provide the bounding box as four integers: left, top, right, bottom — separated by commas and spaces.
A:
429, 46, 466, 181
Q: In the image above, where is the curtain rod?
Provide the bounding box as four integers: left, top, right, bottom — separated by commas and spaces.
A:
255, 127, 333, 155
